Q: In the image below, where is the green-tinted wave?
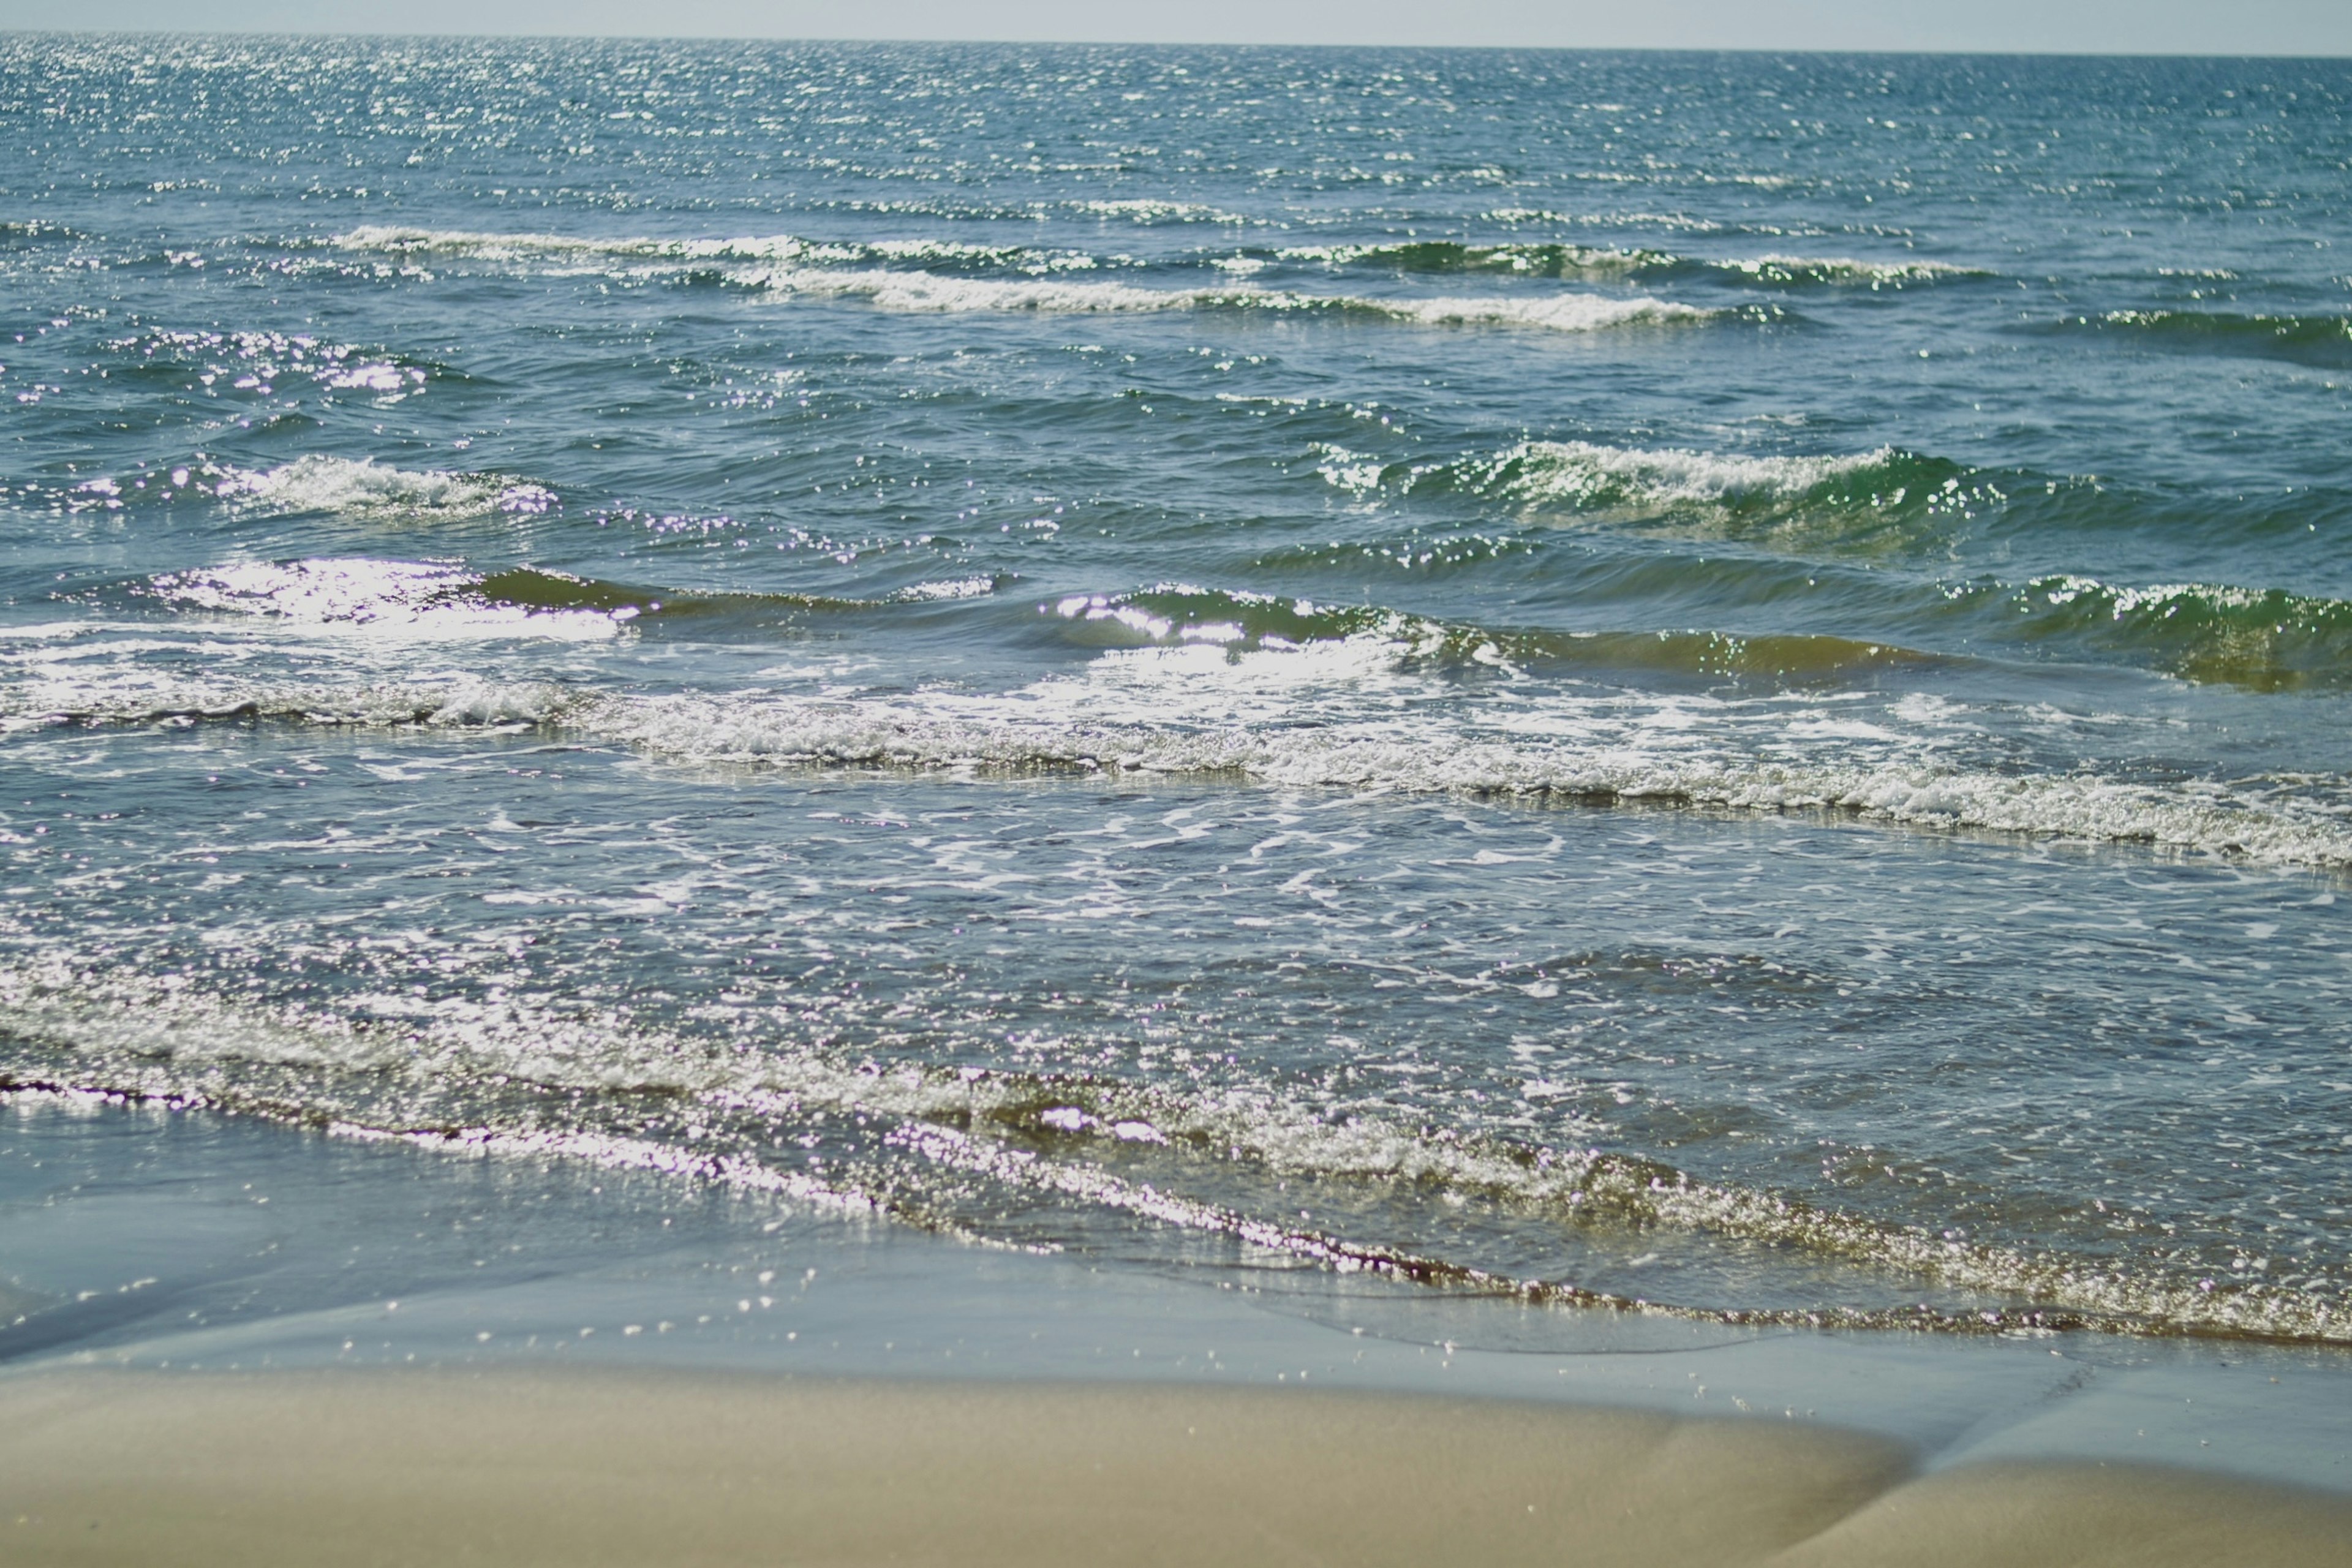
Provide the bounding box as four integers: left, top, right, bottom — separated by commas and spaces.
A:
2078, 309, 2352, 369
128, 559, 999, 636
1051, 583, 1941, 687
1996, 575, 2352, 692
1329, 439, 1992, 557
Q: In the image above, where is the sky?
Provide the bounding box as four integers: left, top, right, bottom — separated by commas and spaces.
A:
1, 0, 2349, 56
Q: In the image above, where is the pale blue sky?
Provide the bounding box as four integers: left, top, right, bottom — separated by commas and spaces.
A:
2, 0, 2348, 56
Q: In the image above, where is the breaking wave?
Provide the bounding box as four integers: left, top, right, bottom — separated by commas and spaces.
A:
335, 223, 1069, 272
115, 558, 990, 641
206, 456, 557, 521
1333, 439, 1990, 549
0, 967, 2339, 1344
2003, 575, 2352, 692
1279, 239, 1986, 289
1047, 584, 1943, 684
742, 266, 1718, 330
333, 225, 1723, 332
1475, 440, 1921, 508
6, 668, 2351, 869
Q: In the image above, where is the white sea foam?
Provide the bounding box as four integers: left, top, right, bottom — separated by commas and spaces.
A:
1492, 440, 1903, 508
2, 952, 2338, 1342
206, 456, 557, 521
745, 265, 1714, 330
583, 690, 2352, 868
338, 225, 1087, 273
744, 265, 1189, 313
1275, 241, 1661, 279
333, 225, 1716, 333
1367, 292, 1710, 331
145, 559, 628, 641
7, 660, 2349, 869
1313, 443, 1389, 492
1071, 198, 1250, 224
1713, 254, 1984, 286
889, 576, 999, 602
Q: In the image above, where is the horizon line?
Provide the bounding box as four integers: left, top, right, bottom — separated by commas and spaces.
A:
2, 28, 2348, 61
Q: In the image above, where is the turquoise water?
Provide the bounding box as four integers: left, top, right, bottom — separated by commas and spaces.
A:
3, 36, 2351, 1346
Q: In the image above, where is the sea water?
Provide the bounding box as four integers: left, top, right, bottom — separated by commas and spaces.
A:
2, 37, 2350, 1354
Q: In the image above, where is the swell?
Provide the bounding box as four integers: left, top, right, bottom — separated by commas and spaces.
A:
62, 486, 2352, 692
0, 974, 2339, 1346
1252, 521, 2352, 692
126, 560, 2352, 698
1990, 575, 2352, 693
1308, 439, 2352, 689
2062, 308, 2352, 369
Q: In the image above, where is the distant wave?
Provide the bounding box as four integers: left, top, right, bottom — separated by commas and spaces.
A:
61, 458, 556, 522
1336, 438, 1978, 527
1708, 252, 1986, 287
206, 456, 557, 521
740, 265, 1717, 331
1276, 239, 1671, 281
1280, 239, 1986, 289
1480, 439, 1917, 508
2071, 307, 2352, 368
1071, 197, 1252, 224
121, 557, 1935, 682
1309, 440, 2352, 690
341, 224, 1975, 296
336, 223, 1058, 272
333, 226, 1724, 332
100, 563, 2040, 692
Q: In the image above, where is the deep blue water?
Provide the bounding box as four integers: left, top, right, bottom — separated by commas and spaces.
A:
3, 35, 2351, 1344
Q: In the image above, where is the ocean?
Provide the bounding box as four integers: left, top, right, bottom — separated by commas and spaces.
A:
3, 36, 2350, 1363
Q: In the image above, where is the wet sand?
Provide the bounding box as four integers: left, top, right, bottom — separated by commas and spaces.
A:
3, 1366, 2348, 1567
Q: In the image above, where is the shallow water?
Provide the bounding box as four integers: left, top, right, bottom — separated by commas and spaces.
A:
2, 38, 2350, 1346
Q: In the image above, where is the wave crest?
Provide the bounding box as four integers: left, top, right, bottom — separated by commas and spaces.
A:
206, 456, 557, 521
2, 969, 2340, 1344
2011, 575, 2352, 692
10, 671, 2350, 869
1280, 239, 1985, 290
331, 225, 1721, 333
744, 265, 1717, 330
2081, 308, 2352, 368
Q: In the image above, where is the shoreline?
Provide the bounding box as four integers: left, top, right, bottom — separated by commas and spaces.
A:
6, 1096, 2352, 1564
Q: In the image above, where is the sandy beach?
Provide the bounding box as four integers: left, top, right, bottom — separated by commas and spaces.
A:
5, 1366, 2350, 1567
